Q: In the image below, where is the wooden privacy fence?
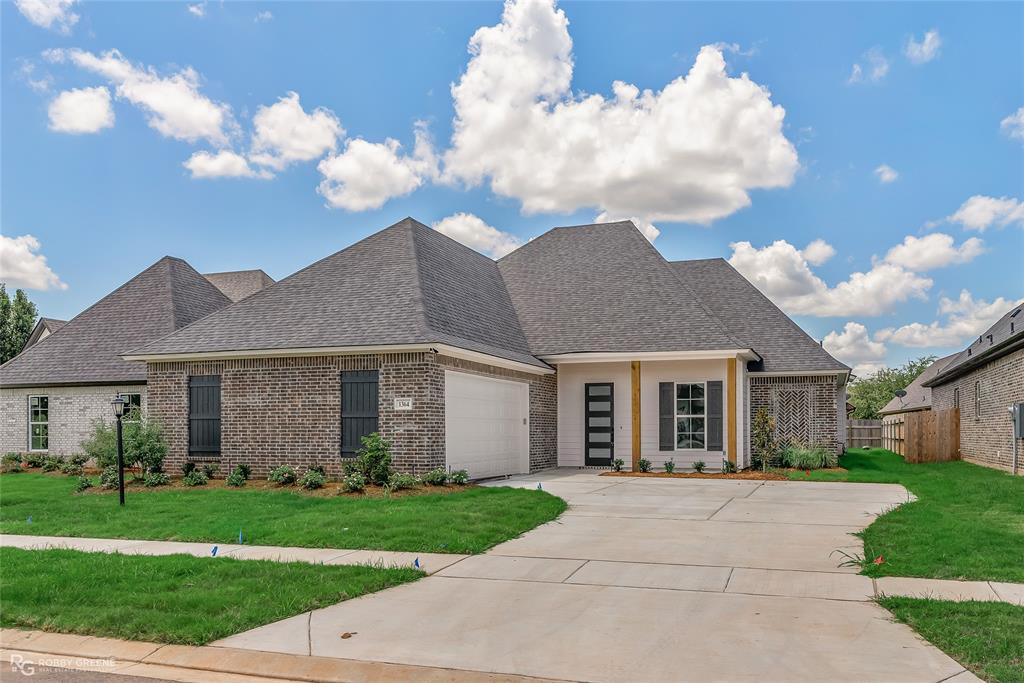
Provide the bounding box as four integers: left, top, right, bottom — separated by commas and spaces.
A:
882, 415, 906, 455
903, 408, 960, 463
847, 419, 882, 448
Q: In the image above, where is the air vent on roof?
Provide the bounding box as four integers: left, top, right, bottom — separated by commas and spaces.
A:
967, 348, 972, 356
1012, 309, 1021, 318
1012, 322, 1016, 333
988, 334, 994, 345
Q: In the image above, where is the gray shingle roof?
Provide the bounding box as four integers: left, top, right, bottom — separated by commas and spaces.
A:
923, 302, 1024, 387
878, 353, 957, 415
498, 222, 744, 356
670, 258, 849, 373
130, 218, 546, 368
203, 269, 275, 302
0, 257, 231, 387
23, 318, 67, 351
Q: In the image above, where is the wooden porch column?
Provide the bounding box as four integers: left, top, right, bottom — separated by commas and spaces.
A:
631, 361, 641, 469
727, 358, 737, 464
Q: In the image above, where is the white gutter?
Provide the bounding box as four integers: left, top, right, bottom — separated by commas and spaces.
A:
122, 343, 553, 376
539, 349, 760, 364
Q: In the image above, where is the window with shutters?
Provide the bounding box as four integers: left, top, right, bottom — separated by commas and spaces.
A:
189, 376, 221, 457
675, 383, 706, 450
341, 370, 379, 457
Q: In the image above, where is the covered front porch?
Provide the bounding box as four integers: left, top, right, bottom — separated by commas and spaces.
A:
546, 351, 756, 471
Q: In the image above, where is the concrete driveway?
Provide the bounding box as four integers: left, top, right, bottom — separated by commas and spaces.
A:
214, 470, 978, 683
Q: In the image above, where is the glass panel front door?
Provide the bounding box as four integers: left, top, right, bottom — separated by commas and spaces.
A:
584, 383, 614, 466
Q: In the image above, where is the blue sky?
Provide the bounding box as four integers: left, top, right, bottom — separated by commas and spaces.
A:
2, 0, 1022, 374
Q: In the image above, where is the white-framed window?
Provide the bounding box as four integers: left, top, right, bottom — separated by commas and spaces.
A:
28, 395, 48, 451
675, 382, 706, 450
120, 393, 142, 421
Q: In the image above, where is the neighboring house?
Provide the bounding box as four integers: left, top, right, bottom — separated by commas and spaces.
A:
125, 218, 849, 479
0, 257, 233, 456
203, 269, 275, 302
22, 318, 68, 352
878, 353, 957, 456
923, 303, 1024, 474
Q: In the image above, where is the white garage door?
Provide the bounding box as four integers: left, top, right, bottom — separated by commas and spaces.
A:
445, 371, 529, 480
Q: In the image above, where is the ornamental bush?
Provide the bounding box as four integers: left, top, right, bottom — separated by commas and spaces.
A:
80, 414, 168, 474
25, 452, 46, 468
143, 471, 170, 487
692, 460, 706, 473
74, 476, 93, 492
637, 458, 652, 473
422, 467, 447, 486
389, 472, 420, 490
663, 459, 676, 474
225, 470, 246, 487
41, 455, 64, 472
268, 465, 297, 485
182, 469, 208, 487
448, 469, 469, 485
99, 466, 119, 489
612, 458, 624, 472
782, 444, 835, 470
343, 471, 366, 493
299, 468, 326, 490
233, 463, 252, 480
354, 433, 392, 486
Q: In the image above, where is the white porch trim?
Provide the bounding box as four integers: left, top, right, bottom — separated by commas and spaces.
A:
540, 349, 760, 364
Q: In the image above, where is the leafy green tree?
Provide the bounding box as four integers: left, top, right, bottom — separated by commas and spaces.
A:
0, 286, 39, 363
847, 356, 937, 419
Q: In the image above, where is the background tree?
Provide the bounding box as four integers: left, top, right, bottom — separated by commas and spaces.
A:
0, 285, 39, 363
847, 356, 937, 419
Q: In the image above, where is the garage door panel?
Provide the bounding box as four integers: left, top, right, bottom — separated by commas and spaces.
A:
445, 371, 528, 480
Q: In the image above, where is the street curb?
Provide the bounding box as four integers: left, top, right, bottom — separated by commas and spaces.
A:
1, 629, 572, 683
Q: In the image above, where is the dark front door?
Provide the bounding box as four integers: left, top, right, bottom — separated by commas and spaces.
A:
584, 383, 614, 466
341, 370, 379, 457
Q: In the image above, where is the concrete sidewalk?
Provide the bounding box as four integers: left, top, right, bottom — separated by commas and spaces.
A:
0, 534, 467, 575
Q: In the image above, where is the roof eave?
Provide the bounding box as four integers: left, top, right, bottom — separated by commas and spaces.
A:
923, 334, 1024, 387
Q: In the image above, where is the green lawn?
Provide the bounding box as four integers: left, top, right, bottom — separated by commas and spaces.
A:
787, 448, 1024, 582
0, 473, 566, 554
0, 547, 421, 645
879, 597, 1024, 683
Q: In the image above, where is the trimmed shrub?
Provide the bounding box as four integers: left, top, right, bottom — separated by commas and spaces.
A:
225, 470, 246, 487
663, 459, 676, 474
200, 463, 219, 478
99, 466, 119, 490
299, 468, 326, 490
389, 473, 420, 490
60, 461, 84, 476
25, 452, 46, 468
2, 452, 23, 473
233, 463, 252, 480
75, 476, 93, 492
612, 458, 624, 472
448, 469, 469, 485
143, 471, 170, 487
80, 415, 168, 474
721, 458, 737, 474
181, 462, 197, 475
692, 460, 706, 473
354, 433, 392, 486
343, 471, 366, 493
268, 465, 297, 485
41, 455, 64, 472
422, 467, 448, 486
637, 458, 652, 473
182, 469, 208, 487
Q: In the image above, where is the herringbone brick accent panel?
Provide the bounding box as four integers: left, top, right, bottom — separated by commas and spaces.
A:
775, 389, 810, 445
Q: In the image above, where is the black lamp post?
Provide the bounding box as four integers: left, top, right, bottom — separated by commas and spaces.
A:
111, 396, 126, 506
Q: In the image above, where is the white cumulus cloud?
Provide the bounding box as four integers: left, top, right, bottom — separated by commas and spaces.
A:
801, 239, 835, 266
15, 0, 78, 34
46, 48, 237, 146
254, 10, 273, 22
876, 290, 1022, 348
441, 0, 798, 231
904, 29, 942, 64
249, 92, 343, 171
432, 213, 523, 258
947, 195, 1024, 231
823, 322, 887, 376
728, 239, 932, 317
187, 3, 205, 17
883, 233, 985, 271
184, 151, 269, 179
874, 164, 899, 183
848, 47, 889, 84
1001, 107, 1024, 141
47, 86, 115, 134
0, 234, 67, 291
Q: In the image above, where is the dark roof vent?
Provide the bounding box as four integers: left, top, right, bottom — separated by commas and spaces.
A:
1011, 308, 1021, 318
967, 348, 972, 356
988, 334, 994, 345
1012, 322, 1016, 333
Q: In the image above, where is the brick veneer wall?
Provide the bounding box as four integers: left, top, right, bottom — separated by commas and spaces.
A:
931, 347, 1024, 474
146, 351, 558, 478
748, 375, 841, 462
0, 384, 146, 456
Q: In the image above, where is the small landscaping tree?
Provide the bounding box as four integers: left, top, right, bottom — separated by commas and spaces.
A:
752, 407, 778, 472
354, 433, 392, 486
80, 412, 168, 474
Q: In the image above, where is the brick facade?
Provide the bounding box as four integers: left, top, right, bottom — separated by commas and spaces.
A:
145, 351, 557, 478
931, 347, 1023, 474
0, 385, 146, 456
748, 375, 841, 463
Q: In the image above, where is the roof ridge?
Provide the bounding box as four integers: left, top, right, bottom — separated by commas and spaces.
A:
404, 218, 433, 341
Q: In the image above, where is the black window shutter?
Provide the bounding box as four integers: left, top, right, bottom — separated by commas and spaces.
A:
341, 370, 379, 457
707, 380, 724, 451
189, 375, 221, 456
659, 382, 674, 451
